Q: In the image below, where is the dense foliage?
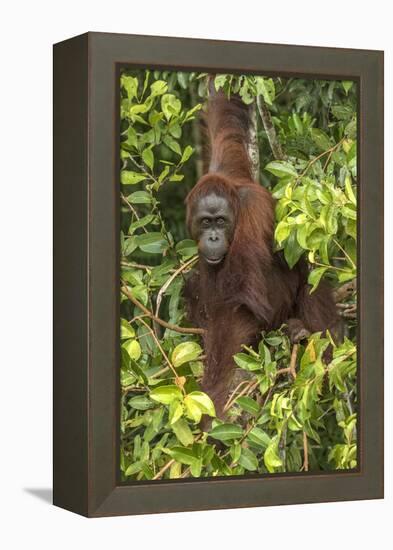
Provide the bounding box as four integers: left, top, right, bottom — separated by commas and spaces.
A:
119, 70, 357, 480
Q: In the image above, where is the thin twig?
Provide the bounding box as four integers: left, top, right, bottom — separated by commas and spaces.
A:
275, 367, 291, 377
121, 193, 148, 233
223, 380, 251, 411
121, 284, 204, 335
236, 385, 275, 446
248, 101, 260, 180
224, 380, 258, 412
332, 238, 356, 270
154, 433, 205, 480
152, 459, 175, 480
121, 260, 152, 271
289, 344, 298, 379
136, 316, 182, 386
155, 256, 198, 317
149, 366, 170, 379
296, 137, 345, 184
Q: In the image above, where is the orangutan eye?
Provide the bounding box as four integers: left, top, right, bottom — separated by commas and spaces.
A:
201, 218, 210, 227
216, 217, 226, 226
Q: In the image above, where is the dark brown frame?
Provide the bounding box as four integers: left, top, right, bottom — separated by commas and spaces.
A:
53, 32, 384, 517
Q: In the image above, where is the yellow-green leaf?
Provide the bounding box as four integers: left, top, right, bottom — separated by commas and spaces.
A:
171, 342, 202, 368
123, 339, 141, 361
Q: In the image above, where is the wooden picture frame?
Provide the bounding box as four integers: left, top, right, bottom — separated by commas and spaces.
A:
53, 32, 384, 517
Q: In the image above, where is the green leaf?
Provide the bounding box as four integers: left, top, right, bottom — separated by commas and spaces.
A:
120, 318, 135, 339
233, 353, 261, 371
150, 80, 168, 96
150, 385, 183, 405
125, 460, 143, 476
137, 232, 167, 254
120, 266, 143, 285
308, 267, 328, 292
238, 447, 258, 471
345, 175, 357, 205
175, 239, 198, 257
180, 145, 194, 163
331, 105, 353, 121
169, 461, 182, 479
264, 335, 282, 346
130, 285, 148, 305
184, 396, 202, 422
209, 423, 243, 441
236, 396, 260, 416
307, 228, 325, 251
127, 358, 148, 385
247, 427, 271, 448
169, 174, 184, 182
177, 72, 188, 89
190, 458, 203, 477
292, 113, 303, 135
171, 341, 203, 367
142, 148, 154, 170
157, 165, 170, 184
284, 230, 304, 268
186, 392, 216, 417
296, 222, 311, 249
121, 75, 138, 99
287, 414, 302, 432
214, 74, 228, 91
310, 128, 332, 152
161, 94, 181, 120
123, 339, 142, 360
120, 171, 146, 185
264, 435, 283, 473
163, 135, 182, 155
167, 445, 197, 465
171, 419, 194, 447
168, 400, 183, 425
211, 453, 232, 475
126, 191, 152, 204
129, 214, 156, 233
129, 103, 149, 115
230, 442, 242, 463
265, 161, 298, 178
338, 269, 356, 283
275, 221, 291, 245
255, 76, 275, 105
342, 205, 357, 221
184, 103, 203, 122
342, 81, 353, 95
128, 396, 154, 410
124, 126, 138, 149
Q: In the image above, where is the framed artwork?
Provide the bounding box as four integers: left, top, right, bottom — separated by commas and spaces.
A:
53, 32, 384, 517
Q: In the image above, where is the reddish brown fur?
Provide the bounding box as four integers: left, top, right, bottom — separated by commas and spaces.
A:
184, 88, 339, 418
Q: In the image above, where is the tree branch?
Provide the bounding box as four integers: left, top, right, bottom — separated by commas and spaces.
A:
121, 284, 204, 335
248, 102, 260, 180
289, 344, 298, 379
256, 95, 286, 160
155, 256, 197, 318
135, 316, 182, 385
152, 459, 175, 480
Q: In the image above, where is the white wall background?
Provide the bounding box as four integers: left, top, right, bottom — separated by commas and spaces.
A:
0, 1, 391, 548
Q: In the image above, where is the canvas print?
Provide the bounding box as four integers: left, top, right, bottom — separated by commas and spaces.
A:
119, 70, 357, 481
